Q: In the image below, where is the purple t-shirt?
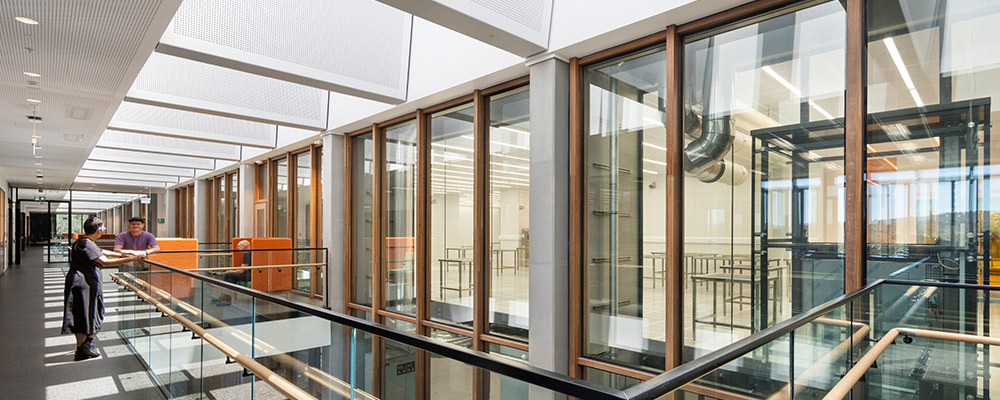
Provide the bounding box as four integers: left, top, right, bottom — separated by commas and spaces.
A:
114, 231, 158, 251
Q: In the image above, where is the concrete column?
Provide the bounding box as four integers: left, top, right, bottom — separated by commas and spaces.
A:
239, 163, 255, 238
527, 55, 570, 395
323, 133, 345, 312
194, 179, 207, 243
165, 189, 176, 237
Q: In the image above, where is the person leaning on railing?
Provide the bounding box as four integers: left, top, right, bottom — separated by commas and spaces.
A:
113, 216, 160, 257
62, 217, 144, 361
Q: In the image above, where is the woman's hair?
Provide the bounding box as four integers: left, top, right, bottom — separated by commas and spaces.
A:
83, 217, 104, 235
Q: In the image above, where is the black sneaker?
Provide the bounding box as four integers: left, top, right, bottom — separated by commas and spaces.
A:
74, 347, 91, 361
81, 340, 100, 358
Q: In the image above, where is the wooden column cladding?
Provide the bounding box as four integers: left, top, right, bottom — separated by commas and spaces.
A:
845, 0, 866, 292
473, 89, 488, 352
663, 24, 683, 370
567, 56, 584, 379
370, 123, 384, 399
343, 134, 355, 314
415, 109, 430, 400
472, 90, 489, 399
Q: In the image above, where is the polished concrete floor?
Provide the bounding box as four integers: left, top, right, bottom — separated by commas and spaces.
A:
0, 246, 163, 400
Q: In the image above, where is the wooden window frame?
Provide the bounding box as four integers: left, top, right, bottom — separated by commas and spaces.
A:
343, 77, 529, 400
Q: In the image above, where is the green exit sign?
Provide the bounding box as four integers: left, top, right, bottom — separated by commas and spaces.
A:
157, 218, 165, 224
34, 196, 46, 201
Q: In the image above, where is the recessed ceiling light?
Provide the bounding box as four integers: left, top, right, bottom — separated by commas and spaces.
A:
15, 17, 39, 25
34, 162, 42, 166
34, 155, 41, 159
27, 98, 41, 103
23, 71, 40, 78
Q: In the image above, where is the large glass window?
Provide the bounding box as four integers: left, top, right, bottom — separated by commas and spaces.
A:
583, 46, 668, 372
352, 133, 374, 307
275, 158, 288, 238
384, 122, 418, 316
229, 172, 238, 239
487, 86, 530, 340
681, 1, 846, 360
865, 0, 998, 285
217, 176, 226, 242
429, 104, 476, 328
295, 152, 312, 248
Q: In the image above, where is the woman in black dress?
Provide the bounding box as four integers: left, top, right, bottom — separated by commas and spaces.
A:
61, 217, 143, 361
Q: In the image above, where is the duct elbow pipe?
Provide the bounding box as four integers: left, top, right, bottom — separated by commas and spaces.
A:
682, 115, 748, 186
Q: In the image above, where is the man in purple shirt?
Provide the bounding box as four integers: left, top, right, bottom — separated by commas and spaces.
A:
114, 217, 161, 256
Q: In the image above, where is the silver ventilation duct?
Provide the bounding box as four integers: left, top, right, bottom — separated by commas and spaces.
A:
682, 37, 748, 186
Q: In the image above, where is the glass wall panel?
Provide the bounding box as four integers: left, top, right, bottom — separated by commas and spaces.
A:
428, 329, 474, 398
217, 176, 226, 242
487, 87, 531, 340
229, 172, 238, 240
382, 317, 417, 399
681, 1, 846, 360
276, 158, 288, 238
353, 133, 374, 306
257, 163, 269, 201
583, 46, 668, 372
866, 0, 998, 287
385, 122, 418, 316
295, 152, 312, 248
428, 104, 476, 328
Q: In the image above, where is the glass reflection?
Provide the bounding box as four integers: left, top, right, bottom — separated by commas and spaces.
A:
429, 104, 476, 328
385, 122, 418, 316
584, 46, 668, 372
865, 0, 997, 288
681, 1, 846, 360
353, 133, 374, 306
487, 87, 531, 340
276, 158, 288, 238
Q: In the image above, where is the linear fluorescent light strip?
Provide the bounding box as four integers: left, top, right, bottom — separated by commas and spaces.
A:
761, 66, 836, 120
883, 37, 923, 107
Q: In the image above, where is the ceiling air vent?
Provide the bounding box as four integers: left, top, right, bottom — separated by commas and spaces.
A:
66, 105, 93, 121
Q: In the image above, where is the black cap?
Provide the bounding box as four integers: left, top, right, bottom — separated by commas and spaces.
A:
128, 217, 145, 223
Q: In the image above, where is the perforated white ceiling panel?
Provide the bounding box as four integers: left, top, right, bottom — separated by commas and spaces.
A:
89, 147, 216, 170
82, 160, 195, 178
0, 1, 182, 191
126, 52, 328, 130
376, 0, 550, 56
158, 0, 411, 103
97, 130, 242, 161
109, 102, 276, 148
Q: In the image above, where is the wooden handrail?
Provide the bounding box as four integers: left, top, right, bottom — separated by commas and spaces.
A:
824, 327, 1000, 399
112, 272, 377, 400
110, 273, 317, 400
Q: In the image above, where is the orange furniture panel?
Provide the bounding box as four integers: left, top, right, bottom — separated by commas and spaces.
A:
147, 238, 198, 299
250, 237, 292, 292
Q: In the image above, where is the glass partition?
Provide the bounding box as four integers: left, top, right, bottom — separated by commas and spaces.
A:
275, 158, 289, 238
295, 151, 312, 249
583, 45, 668, 373
353, 133, 375, 307
429, 103, 476, 329
865, 0, 997, 286
384, 122, 419, 316
487, 86, 531, 341
681, 0, 846, 360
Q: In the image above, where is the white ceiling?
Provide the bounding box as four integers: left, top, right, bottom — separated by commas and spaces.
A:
0, 0, 182, 192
